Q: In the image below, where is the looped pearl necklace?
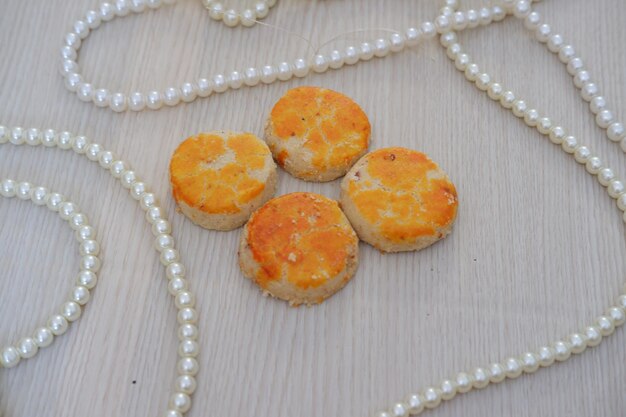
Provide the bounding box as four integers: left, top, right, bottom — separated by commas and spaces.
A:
0, 176, 100, 368
201, 0, 277, 27
7, 0, 624, 415
0, 126, 200, 416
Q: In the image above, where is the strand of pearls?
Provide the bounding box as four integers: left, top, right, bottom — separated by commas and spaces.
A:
370, 2, 626, 416
0, 175, 100, 368
201, 0, 277, 27
0, 126, 200, 417
61, 0, 514, 112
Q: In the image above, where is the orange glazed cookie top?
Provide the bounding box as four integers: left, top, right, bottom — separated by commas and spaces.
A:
169, 131, 277, 230
239, 192, 359, 306
340, 147, 458, 252
265, 86, 371, 182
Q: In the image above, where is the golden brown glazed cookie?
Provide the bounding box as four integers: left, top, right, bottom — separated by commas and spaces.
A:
169, 131, 277, 231
340, 147, 458, 252
238, 192, 359, 306
264, 86, 371, 182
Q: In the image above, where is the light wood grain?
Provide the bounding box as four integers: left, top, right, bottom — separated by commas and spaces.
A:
1, 1, 625, 416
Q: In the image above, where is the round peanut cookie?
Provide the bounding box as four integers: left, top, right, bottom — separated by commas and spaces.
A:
264, 86, 371, 182
169, 131, 277, 231
238, 192, 359, 306
340, 147, 458, 253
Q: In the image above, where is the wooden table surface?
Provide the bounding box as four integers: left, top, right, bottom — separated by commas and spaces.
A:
1, 1, 625, 416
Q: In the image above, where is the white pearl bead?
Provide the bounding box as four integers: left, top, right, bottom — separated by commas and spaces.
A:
16, 182, 32, 199
581, 83, 599, 101
466, 9, 479, 28
608, 306, 626, 326
453, 53, 469, 71
549, 126, 566, 144
608, 180, 625, 199
573, 146, 591, 164
166, 262, 185, 279
121, 170, 138, 189
523, 11, 541, 30
446, 43, 462, 60
478, 7, 492, 26
98, 150, 116, 169
1, 346, 21, 368
129, 92, 146, 112
65, 72, 83, 92
30, 186, 48, 205
153, 219, 171, 235
405, 393, 424, 415
177, 357, 199, 375
589, 96, 607, 114
520, 352, 539, 373
440, 6, 454, 17
475, 73, 491, 91
197, 78, 213, 97
607, 122, 625, 142
93, 89, 110, 107
70, 285, 91, 305
244, 67, 260, 86
74, 20, 90, 39
405, 27, 422, 48
175, 291, 195, 309
585, 326, 602, 347
169, 393, 191, 413
569, 333, 587, 354
65, 32, 82, 49
535, 24, 551, 43
155, 234, 174, 252
178, 324, 199, 340
9, 126, 25, 145
0, 179, 16, 197
164, 411, 182, 417
17, 337, 38, 359
558, 45, 575, 63
499, 91, 516, 109
59, 201, 78, 219
422, 387, 441, 409
616, 194, 626, 211
596, 110, 614, 129
261, 65, 278, 83
573, 71, 591, 89
80, 239, 100, 256
168, 278, 188, 296
161, 248, 180, 265
598, 168, 615, 186
140, 192, 158, 210
33, 327, 54, 348
488, 83, 503, 101
513, 0, 531, 18
130, 182, 146, 199
492, 6, 506, 22
293, 58, 309, 77
146, 0, 162, 9
86, 142, 103, 161
547, 34, 563, 52
131, 0, 147, 12
421, 21, 437, 39
241, 9, 256, 26
85, 9, 102, 28
452, 11, 467, 31
48, 315, 69, 336
145, 206, 164, 224
488, 363, 505, 382
228, 72, 243, 89
46, 192, 65, 211
100, 2, 116, 21
537, 346, 556, 367
77, 83, 94, 102
42, 129, 57, 147
277, 62, 294, 80
109, 93, 127, 112
561, 135, 578, 153
78, 270, 98, 289
537, 117, 553, 135
439, 379, 457, 400
435, 15, 451, 33
81, 255, 101, 272
146, 91, 163, 110
177, 308, 198, 324
503, 357, 522, 378
254, 2, 269, 18
70, 213, 89, 230
175, 375, 197, 394
61, 45, 77, 60
344, 46, 359, 65
596, 315, 615, 336
391, 402, 408, 417
390, 33, 405, 52
163, 87, 181, 106
566, 57, 584, 75
60, 59, 79, 76
374, 38, 390, 57
223, 9, 239, 27
359, 42, 374, 60
75, 225, 96, 242
178, 339, 200, 358
61, 301, 82, 322
440, 32, 457, 47
115, 0, 131, 16
208, 2, 224, 20
54, 131, 72, 149
472, 367, 490, 389
464, 63, 480, 81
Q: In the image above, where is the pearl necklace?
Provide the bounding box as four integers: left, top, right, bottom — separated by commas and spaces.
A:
3, 0, 618, 415
0, 174, 100, 368
0, 127, 200, 417
201, 0, 277, 27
